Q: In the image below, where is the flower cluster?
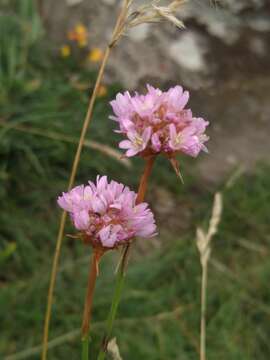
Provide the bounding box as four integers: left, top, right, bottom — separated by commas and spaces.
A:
110, 85, 209, 158
68, 24, 88, 47
57, 176, 156, 249
60, 23, 104, 66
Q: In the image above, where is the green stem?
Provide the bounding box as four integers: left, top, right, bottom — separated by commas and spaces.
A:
97, 248, 127, 360
82, 335, 89, 360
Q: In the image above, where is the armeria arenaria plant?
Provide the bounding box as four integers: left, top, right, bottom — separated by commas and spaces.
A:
42, 1, 212, 359
95, 84, 209, 360
58, 176, 156, 358
56, 79, 210, 357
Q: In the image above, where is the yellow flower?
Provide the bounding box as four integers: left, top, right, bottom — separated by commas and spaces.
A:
75, 24, 87, 36
97, 85, 108, 98
61, 45, 71, 58
88, 48, 104, 62
68, 23, 88, 48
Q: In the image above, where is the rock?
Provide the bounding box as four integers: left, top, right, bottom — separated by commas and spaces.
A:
224, 0, 265, 13
43, 0, 270, 183
129, 24, 150, 42
66, 0, 84, 6
247, 16, 270, 32
101, 0, 116, 5
249, 37, 266, 56
169, 31, 207, 72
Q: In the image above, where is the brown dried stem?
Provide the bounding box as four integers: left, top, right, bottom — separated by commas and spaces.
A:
136, 156, 156, 205
81, 250, 102, 339
81, 249, 104, 359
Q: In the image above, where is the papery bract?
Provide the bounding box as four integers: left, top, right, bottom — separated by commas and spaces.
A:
57, 176, 156, 249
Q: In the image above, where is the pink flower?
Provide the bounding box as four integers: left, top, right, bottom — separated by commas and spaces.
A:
119, 127, 152, 157
168, 118, 209, 157
110, 85, 209, 159
57, 176, 157, 249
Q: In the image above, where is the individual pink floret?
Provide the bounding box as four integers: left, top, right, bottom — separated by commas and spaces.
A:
110, 84, 209, 159
57, 176, 157, 249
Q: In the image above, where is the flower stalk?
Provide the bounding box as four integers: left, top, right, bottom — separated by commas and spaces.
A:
136, 156, 156, 204
81, 249, 104, 360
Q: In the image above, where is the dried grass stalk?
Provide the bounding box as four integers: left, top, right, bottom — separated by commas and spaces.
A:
197, 192, 222, 266
196, 192, 223, 360
111, 0, 187, 46
129, 0, 186, 28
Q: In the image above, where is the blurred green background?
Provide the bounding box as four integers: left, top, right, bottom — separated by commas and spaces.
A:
1, 1, 270, 359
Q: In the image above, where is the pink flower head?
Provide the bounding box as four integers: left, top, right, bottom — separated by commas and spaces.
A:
57, 176, 157, 249
110, 85, 209, 159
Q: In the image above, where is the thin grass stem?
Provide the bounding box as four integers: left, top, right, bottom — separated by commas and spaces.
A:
200, 262, 208, 360
197, 193, 222, 360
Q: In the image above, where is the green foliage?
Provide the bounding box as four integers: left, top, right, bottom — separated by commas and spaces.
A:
0, 0, 43, 105
0, 242, 16, 264
2, 164, 270, 359
1, 1, 270, 360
